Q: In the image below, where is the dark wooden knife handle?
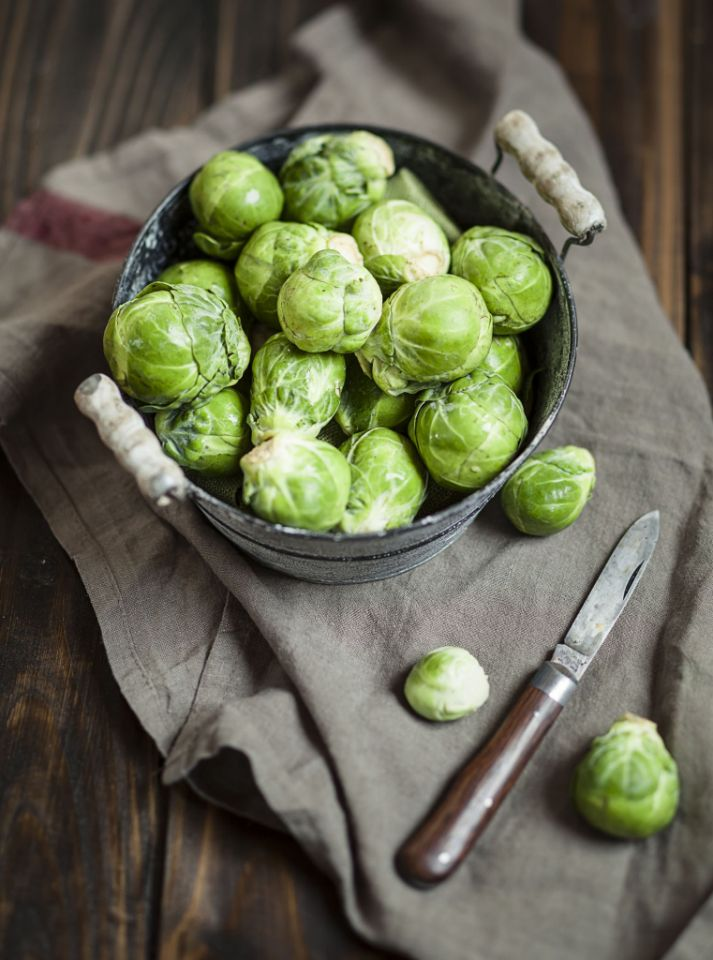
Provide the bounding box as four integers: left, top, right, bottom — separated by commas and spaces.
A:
396, 663, 577, 887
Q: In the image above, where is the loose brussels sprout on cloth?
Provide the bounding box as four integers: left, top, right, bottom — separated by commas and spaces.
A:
235, 221, 361, 328
352, 199, 450, 294
451, 226, 553, 334
189, 151, 284, 260
409, 369, 527, 492
572, 714, 680, 839
480, 334, 528, 395
241, 434, 351, 531
154, 388, 250, 477
358, 275, 493, 396
500, 446, 596, 536
404, 646, 490, 721
156, 260, 240, 313
339, 428, 427, 533
277, 250, 382, 354
335, 359, 414, 435
248, 333, 346, 444
103, 282, 251, 411
280, 131, 395, 228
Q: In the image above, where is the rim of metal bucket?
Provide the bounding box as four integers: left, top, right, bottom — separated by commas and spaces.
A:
114, 123, 578, 545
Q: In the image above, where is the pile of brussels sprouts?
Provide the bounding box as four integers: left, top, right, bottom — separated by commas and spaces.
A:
103, 130, 594, 536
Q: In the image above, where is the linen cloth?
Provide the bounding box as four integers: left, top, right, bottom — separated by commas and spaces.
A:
1, 3, 712, 958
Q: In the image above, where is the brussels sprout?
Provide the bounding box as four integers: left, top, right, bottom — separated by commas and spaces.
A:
280, 131, 395, 228
103, 282, 250, 411
409, 369, 527, 491
248, 333, 346, 444
235, 221, 362, 328
383, 168, 460, 243
335, 359, 415, 435
154, 388, 250, 477
500, 446, 596, 536
451, 226, 553, 334
404, 646, 490, 721
339, 428, 427, 533
358, 275, 493, 396
277, 250, 382, 354
241, 434, 350, 531
572, 714, 679, 839
352, 199, 450, 294
156, 260, 240, 313
480, 335, 528, 394
189, 151, 284, 259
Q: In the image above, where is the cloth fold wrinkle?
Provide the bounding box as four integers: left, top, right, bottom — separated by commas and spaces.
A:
1, 1, 712, 958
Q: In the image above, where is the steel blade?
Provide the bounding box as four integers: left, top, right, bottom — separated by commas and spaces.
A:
551, 510, 660, 681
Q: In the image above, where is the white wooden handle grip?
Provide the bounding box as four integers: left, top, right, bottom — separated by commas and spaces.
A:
74, 373, 188, 507
495, 110, 607, 239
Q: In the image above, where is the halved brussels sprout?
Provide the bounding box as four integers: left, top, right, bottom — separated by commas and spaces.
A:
235, 221, 361, 328
335, 358, 415, 435
155, 388, 250, 477
248, 333, 346, 444
352, 199, 450, 294
280, 131, 395, 228
277, 250, 382, 353
241, 434, 350, 531
451, 226, 553, 334
103, 282, 250, 411
339, 428, 427, 533
409, 369, 527, 491
479, 335, 528, 394
572, 714, 679, 839
500, 446, 596, 536
358, 275, 492, 396
157, 260, 240, 313
404, 646, 490, 721
189, 151, 284, 259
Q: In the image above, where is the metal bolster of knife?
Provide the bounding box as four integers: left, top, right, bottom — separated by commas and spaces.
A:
530, 655, 580, 705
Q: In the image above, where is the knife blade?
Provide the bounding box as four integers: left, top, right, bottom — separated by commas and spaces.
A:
396, 510, 660, 888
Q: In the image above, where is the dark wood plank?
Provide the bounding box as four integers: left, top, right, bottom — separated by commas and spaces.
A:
0, 453, 167, 959
686, 0, 713, 391
157, 785, 388, 960
523, 0, 688, 342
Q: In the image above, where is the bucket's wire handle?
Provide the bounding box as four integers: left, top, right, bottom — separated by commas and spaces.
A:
74, 373, 188, 507
491, 110, 607, 260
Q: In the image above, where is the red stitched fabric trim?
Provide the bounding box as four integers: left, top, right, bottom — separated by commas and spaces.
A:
4, 189, 141, 261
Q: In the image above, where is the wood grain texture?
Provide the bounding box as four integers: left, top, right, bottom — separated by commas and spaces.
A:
397, 685, 563, 887
0, 1, 710, 958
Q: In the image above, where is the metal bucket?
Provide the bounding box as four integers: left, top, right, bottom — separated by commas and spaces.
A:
82, 116, 605, 584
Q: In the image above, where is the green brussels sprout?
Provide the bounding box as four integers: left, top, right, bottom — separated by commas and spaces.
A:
154, 388, 250, 477
235, 221, 362, 328
241, 434, 350, 531
500, 446, 596, 536
572, 714, 680, 839
479, 335, 528, 394
277, 250, 382, 354
451, 226, 553, 334
156, 260, 240, 313
352, 199, 450, 294
358, 275, 493, 396
103, 282, 251, 411
404, 646, 490, 721
409, 369, 527, 491
248, 333, 346, 444
383, 168, 460, 243
339, 428, 427, 533
280, 131, 395, 228
189, 151, 284, 259
335, 358, 415, 435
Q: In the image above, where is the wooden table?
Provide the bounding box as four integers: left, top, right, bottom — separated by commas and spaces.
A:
1, 2, 710, 957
